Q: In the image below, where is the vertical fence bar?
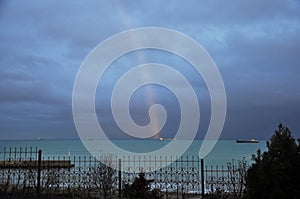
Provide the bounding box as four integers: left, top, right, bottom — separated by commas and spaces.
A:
118, 158, 122, 198
25, 147, 27, 160
216, 165, 219, 190
201, 159, 204, 198
14, 147, 17, 160
9, 147, 11, 161
37, 149, 42, 196
176, 156, 179, 199
198, 156, 200, 194
29, 147, 32, 160
3, 147, 6, 163
19, 147, 22, 161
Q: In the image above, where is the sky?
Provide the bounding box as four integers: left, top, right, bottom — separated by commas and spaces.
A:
0, 0, 300, 140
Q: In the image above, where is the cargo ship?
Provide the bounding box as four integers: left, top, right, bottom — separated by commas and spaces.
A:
236, 139, 259, 143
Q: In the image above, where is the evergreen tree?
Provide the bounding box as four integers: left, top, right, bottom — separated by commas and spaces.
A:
245, 124, 300, 199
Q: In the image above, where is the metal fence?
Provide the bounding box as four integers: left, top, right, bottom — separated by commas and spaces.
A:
0, 147, 247, 198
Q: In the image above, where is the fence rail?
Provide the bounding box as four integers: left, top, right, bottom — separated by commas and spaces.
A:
0, 147, 247, 198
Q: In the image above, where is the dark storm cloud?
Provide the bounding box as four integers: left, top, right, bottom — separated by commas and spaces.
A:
0, 0, 299, 139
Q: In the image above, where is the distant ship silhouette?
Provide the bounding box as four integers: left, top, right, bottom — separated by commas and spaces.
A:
159, 137, 176, 141
236, 139, 259, 143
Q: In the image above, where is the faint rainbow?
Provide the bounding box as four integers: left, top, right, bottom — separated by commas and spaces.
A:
115, 2, 162, 139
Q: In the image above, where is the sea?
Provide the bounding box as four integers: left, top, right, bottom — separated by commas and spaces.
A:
0, 139, 267, 167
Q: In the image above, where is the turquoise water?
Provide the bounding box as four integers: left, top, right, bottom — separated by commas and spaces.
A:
0, 139, 267, 167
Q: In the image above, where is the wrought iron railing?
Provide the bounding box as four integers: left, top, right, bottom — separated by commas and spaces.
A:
0, 147, 247, 198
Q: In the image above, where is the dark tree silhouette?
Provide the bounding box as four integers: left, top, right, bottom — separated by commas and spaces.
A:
123, 173, 162, 199
245, 124, 300, 199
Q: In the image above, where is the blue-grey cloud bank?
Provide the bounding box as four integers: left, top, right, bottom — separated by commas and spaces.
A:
0, 0, 299, 140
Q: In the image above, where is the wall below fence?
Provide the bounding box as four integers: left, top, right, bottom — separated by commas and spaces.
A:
0, 147, 247, 198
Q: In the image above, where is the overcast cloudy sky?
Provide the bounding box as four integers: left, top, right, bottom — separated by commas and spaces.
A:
0, 0, 299, 140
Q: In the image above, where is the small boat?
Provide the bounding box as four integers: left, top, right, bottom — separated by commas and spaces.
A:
236, 139, 259, 143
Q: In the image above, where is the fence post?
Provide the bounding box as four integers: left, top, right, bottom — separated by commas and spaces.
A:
119, 158, 122, 198
37, 149, 42, 196
201, 159, 204, 198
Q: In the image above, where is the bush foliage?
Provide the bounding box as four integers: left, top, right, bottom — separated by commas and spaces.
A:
123, 173, 162, 199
